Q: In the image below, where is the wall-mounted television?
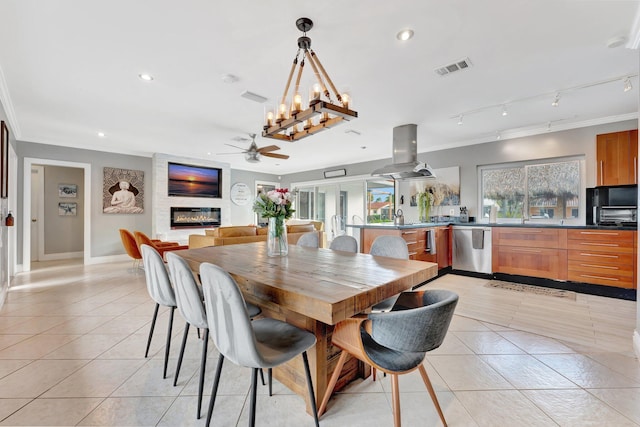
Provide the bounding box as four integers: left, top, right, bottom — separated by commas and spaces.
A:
168, 162, 222, 198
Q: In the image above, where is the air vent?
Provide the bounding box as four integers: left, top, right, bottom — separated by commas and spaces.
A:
434, 57, 473, 76
240, 90, 268, 103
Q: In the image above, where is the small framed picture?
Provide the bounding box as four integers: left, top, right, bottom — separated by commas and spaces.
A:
59, 184, 77, 198
59, 202, 77, 216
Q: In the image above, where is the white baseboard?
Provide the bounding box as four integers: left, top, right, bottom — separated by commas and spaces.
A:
15, 254, 130, 273
86, 254, 130, 265
38, 251, 84, 261
634, 330, 640, 360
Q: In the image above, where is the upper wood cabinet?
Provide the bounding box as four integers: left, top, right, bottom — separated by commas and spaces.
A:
596, 130, 638, 186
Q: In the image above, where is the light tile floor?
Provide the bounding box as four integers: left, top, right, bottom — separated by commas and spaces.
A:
0, 260, 638, 426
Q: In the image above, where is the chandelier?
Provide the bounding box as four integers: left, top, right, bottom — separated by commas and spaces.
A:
262, 17, 358, 142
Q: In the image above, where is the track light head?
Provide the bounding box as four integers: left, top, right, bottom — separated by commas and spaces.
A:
501, 105, 508, 116
624, 78, 632, 92
551, 94, 560, 107
457, 115, 463, 125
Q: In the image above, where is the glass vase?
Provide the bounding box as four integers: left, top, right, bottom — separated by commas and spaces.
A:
267, 217, 288, 256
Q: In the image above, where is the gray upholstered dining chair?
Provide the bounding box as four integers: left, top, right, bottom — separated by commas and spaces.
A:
297, 232, 319, 248
329, 235, 358, 252
140, 244, 177, 379
199, 262, 320, 427
166, 252, 262, 419
369, 235, 410, 312
319, 289, 458, 427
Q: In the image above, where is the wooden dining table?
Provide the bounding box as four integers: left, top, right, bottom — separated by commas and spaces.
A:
175, 242, 438, 412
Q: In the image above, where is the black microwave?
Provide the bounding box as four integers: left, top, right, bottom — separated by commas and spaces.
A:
586, 185, 638, 225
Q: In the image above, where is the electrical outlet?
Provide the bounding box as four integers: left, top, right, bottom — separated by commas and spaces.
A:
449, 208, 455, 216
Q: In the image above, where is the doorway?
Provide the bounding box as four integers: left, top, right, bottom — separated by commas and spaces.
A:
22, 158, 91, 272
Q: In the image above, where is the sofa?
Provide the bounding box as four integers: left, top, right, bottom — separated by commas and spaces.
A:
188, 221, 326, 249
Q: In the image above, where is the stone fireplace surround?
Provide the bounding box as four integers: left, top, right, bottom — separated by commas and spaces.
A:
152, 153, 231, 243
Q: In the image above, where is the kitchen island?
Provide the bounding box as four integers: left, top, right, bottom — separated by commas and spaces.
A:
347, 222, 452, 269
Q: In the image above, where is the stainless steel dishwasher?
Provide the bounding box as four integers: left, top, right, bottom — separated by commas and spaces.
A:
452, 226, 492, 274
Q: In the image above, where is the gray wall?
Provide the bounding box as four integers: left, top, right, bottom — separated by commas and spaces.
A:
15, 141, 153, 262
230, 169, 280, 225
282, 120, 637, 219
43, 166, 84, 254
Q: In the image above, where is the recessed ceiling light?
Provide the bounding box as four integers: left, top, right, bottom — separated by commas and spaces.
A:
222, 74, 239, 84
396, 29, 414, 41
97, 132, 105, 138
138, 73, 154, 81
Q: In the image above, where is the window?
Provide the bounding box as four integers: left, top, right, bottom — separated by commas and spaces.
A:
481, 158, 582, 221
366, 179, 395, 223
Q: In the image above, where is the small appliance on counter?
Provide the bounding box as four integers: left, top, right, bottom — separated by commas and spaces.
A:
459, 206, 469, 223
586, 185, 637, 226
394, 209, 404, 226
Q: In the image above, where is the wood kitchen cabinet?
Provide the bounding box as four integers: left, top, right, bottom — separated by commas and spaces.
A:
596, 130, 638, 186
567, 229, 636, 289
492, 227, 568, 280
360, 226, 448, 267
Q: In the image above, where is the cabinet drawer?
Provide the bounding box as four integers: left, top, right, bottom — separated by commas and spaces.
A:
493, 227, 565, 248
567, 229, 634, 243
566, 240, 634, 254
568, 250, 635, 265
493, 246, 567, 280
400, 229, 420, 244
568, 260, 633, 278
567, 270, 635, 288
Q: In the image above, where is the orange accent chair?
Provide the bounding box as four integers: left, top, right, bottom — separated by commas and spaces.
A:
134, 231, 188, 260
119, 229, 143, 269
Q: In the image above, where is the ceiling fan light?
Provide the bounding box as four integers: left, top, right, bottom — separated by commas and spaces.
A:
245, 152, 261, 163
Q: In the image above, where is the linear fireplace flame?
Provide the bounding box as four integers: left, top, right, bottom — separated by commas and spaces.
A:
171, 207, 221, 228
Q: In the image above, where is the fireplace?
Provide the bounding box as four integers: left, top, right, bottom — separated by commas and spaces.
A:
171, 207, 221, 228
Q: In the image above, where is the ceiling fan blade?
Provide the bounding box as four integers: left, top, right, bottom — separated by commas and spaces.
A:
256, 145, 281, 153
225, 143, 247, 151
262, 152, 289, 159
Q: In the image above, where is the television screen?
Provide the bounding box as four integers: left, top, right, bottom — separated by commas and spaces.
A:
168, 162, 221, 198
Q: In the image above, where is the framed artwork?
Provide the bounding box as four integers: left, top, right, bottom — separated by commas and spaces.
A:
58, 202, 77, 216
1, 120, 8, 199
58, 184, 77, 198
103, 167, 144, 214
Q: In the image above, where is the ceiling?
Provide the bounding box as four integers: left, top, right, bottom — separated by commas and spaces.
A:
0, 0, 638, 175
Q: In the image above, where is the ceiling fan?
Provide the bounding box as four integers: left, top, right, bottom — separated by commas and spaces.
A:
220, 134, 289, 163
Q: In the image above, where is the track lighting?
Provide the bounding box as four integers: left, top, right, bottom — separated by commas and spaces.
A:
457, 115, 463, 125
624, 78, 632, 92
501, 105, 508, 116
551, 94, 560, 107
